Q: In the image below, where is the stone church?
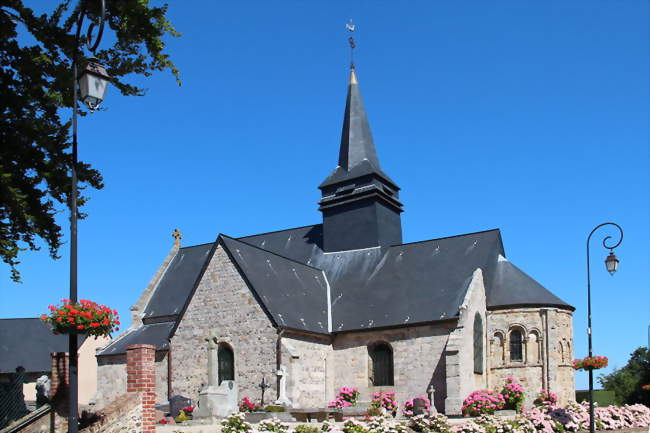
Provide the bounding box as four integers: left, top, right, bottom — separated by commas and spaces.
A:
96, 67, 575, 415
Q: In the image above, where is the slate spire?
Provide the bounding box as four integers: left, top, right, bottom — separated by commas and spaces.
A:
337, 67, 380, 172
318, 67, 403, 252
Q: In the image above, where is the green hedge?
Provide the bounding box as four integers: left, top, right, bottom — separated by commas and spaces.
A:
575, 390, 616, 406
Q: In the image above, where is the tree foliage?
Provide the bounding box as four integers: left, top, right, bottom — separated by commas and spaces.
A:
599, 346, 650, 406
0, 0, 180, 281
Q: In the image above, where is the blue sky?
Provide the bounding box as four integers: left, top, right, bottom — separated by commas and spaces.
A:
2, 1, 648, 391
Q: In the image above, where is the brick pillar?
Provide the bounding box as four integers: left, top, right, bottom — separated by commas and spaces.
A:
50, 352, 69, 400
126, 344, 156, 433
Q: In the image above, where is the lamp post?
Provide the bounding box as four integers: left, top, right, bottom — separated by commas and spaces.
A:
69, 2, 109, 432
586, 222, 623, 433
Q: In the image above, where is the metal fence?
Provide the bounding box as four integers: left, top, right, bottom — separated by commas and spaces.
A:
0, 368, 29, 429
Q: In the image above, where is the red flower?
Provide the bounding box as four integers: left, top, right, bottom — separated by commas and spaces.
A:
77, 325, 84, 330
40, 314, 48, 321
56, 318, 63, 322
89, 322, 100, 328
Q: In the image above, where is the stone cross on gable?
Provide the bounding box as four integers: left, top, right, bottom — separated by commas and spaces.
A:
172, 228, 183, 247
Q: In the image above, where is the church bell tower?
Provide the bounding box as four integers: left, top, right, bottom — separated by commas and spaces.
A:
318, 67, 404, 252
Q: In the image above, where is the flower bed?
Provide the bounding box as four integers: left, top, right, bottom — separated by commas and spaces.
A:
462, 390, 506, 417
41, 298, 119, 337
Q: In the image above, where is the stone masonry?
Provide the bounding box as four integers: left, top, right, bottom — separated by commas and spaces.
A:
487, 307, 574, 407
170, 245, 278, 404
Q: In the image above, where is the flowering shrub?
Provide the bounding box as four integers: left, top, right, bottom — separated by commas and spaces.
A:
533, 390, 559, 408
328, 387, 360, 408
572, 356, 608, 371
371, 391, 398, 414
365, 416, 409, 433
501, 377, 525, 412
239, 397, 259, 412
450, 420, 487, 433
462, 390, 505, 417
409, 413, 450, 433
258, 417, 290, 433
342, 419, 369, 433
475, 414, 537, 433
403, 396, 431, 417
221, 412, 253, 433
41, 299, 120, 337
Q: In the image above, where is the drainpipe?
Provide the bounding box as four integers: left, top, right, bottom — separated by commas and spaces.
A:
167, 338, 173, 400
276, 329, 285, 400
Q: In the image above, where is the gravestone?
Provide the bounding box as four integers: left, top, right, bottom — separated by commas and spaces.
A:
413, 397, 428, 416
35, 375, 51, 408
275, 366, 292, 407
169, 395, 193, 418
194, 336, 239, 421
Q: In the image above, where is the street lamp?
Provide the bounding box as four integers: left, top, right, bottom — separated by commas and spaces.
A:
586, 222, 623, 433
69, 2, 109, 432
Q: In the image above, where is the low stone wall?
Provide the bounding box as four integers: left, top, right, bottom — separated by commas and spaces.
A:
80, 393, 141, 433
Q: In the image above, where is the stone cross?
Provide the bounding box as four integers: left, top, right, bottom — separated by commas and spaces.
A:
428, 385, 437, 414
275, 365, 292, 407
259, 377, 271, 407
172, 228, 183, 247
206, 336, 219, 387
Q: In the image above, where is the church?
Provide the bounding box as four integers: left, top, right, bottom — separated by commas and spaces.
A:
95, 66, 575, 415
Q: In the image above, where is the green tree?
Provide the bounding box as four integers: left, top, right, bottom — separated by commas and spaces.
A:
598, 347, 650, 406
0, 0, 180, 281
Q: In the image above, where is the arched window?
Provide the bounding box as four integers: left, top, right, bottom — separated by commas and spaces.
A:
473, 312, 483, 374
218, 344, 234, 384
369, 342, 394, 386
510, 329, 523, 362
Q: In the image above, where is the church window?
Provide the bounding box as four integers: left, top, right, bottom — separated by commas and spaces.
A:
218, 344, 235, 384
510, 330, 523, 362
369, 342, 394, 386
473, 312, 483, 374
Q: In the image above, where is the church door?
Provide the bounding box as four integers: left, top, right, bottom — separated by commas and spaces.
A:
218, 344, 234, 384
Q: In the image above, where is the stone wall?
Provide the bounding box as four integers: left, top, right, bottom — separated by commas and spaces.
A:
486, 307, 574, 407
170, 245, 278, 404
330, 323, 452, 412
444, 269, 488, 415
95, 351, 167, 409
281, 332, 332, 408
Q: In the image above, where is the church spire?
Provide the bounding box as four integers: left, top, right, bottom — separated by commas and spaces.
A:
318, 64, 404, 252
337, 67, 381, 172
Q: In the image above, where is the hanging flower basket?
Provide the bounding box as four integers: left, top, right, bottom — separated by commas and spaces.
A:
572, 355, 608, 371
41, 299, 120, 338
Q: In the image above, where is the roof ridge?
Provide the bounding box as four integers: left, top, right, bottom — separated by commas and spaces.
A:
237, 224, 321, 240
180, 241, 215, 250
0, 317, 41, 321
391, 228, 501, 247
220, 234, 325, 272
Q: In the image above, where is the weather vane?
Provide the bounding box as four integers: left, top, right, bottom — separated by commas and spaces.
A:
346, 19, 356, 68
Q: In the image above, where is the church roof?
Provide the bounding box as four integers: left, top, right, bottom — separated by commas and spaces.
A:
0, 318, 86, 373
143, 243, 214, 320
97, 322, 173, 356
488, 257, 574, 311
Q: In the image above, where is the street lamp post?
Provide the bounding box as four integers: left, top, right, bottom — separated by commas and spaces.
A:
69, 2, 109, 432
586, 222, 623, 433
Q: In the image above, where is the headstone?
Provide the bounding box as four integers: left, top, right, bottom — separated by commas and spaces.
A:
427, 385, 437, 415
169, 395, 193, 418
413, 397, 427, 416
275, 365, 292, 407
35, 375, 51, 407
194, 336, 239, 422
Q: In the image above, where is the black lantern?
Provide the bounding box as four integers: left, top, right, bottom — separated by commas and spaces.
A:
605, 251, 619, 275
78, 58, 110, 111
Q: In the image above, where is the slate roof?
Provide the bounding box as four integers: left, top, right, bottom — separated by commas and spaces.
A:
98, 322, 173, 356
0, 318, 86, 374
143, 243, 214, 320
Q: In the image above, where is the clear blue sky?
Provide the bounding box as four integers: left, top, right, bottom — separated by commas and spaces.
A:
2, 1, 648, 391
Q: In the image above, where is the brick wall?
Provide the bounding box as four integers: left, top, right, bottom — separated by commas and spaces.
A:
126, 344, 156, 433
